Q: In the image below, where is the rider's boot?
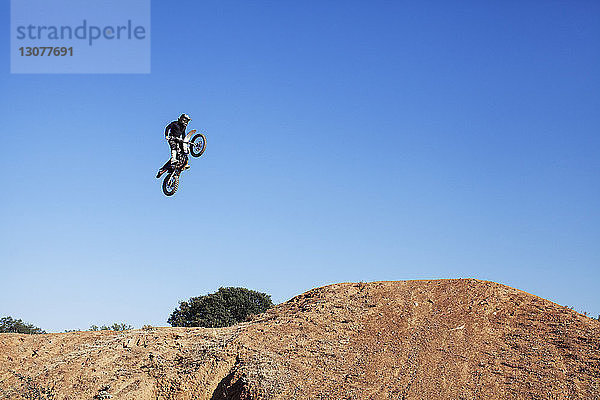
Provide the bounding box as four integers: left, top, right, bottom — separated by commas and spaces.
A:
156, 168, 165, 179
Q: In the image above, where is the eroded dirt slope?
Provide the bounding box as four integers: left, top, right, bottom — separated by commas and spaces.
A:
1, 279, 599, 399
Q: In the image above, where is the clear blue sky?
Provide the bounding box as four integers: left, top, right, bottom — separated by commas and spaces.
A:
1, 1, 598, 332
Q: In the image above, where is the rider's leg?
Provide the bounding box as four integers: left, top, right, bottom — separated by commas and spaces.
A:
179, 143, 190, 169
167, 138, 179, 165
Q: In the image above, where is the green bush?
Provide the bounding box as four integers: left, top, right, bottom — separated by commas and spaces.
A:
89, 323, 133, 331
0, 316, 46, 334
168, 287, 274, 328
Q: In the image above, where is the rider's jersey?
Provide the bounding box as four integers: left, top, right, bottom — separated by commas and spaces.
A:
164, 121, 186, 140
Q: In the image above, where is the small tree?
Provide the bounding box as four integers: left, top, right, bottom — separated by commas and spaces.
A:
168, 287, 274, 328
0, 316, 46, 334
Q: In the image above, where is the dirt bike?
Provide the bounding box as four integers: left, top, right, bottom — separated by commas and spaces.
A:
161, 129, 206, 196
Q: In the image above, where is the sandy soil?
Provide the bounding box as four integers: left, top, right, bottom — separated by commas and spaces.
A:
1, 279, 599, 399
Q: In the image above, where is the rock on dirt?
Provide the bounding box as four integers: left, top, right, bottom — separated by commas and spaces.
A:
1, 279, 599, 399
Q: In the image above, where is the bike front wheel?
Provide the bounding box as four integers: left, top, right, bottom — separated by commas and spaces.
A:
189, 133, 207, 158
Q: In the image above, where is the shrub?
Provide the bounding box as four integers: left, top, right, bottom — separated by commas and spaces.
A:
89, 323, 133, 331
168, 287, 274, 328
0, 316, 46, 334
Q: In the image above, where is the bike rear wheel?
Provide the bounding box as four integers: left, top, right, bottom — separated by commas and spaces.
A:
162, 172, 179, 196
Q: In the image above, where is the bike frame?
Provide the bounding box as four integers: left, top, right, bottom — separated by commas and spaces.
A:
182, 129, 197, 155
167, 129, 197, 155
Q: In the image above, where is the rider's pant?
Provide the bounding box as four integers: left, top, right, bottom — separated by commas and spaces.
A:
168, 138, 182, 164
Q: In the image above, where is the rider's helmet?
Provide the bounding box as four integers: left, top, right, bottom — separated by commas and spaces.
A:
178, 113, 191, 126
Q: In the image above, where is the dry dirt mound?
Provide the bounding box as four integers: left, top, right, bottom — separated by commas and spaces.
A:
1, 279, 599, 399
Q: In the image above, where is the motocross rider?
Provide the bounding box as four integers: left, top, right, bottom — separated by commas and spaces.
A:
156, 113, 191, 179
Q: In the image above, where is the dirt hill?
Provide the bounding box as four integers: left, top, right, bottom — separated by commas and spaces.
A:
1, 279, 599, 399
